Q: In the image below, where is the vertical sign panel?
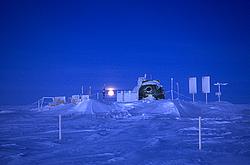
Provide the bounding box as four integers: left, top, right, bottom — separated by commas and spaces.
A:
189, 77, 197, 94
202, 76, 210, 93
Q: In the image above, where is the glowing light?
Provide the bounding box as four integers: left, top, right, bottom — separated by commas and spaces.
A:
108, 89, 115, 96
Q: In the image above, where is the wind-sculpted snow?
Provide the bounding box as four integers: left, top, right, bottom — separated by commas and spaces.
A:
175, 100, 250, 118
115, 100, 180, 117
35, 99, 181, 118
72, 100, 113, 115
0, 101, 250, 164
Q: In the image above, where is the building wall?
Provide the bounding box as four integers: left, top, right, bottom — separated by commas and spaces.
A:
117, 91, 138, 102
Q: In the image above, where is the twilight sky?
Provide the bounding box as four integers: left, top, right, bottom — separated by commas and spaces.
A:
0, 0, 249, 105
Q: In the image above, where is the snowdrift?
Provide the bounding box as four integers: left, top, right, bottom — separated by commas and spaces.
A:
1, 101, 250, 164
175, 100, 250, 118
36, 99, 181, 117
114, 100, 180, 117
35, 99, 250, 119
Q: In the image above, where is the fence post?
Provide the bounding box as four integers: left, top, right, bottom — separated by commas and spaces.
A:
171, 78, 174, 100
198, 116, 202, 150
205, 93, 208, 104
59, 114, 62, 141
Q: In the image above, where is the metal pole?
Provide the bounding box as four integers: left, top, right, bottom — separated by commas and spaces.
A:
192, 93, 195, 103
198, 116, 202, 150
59, 115, 62, 141
41, 97, 44, 109
218, 84, 221, 102
214, 82, 228, 102
205, 93, 208, 104
171, 78, 174, 100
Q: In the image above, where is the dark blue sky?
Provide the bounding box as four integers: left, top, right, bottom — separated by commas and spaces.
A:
0, 0, 249, 105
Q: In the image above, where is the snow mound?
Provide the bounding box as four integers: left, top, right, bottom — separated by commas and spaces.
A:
173, 100, 250, 118
72, 99, 113, 114
115, 100, 180, 117
37, 99, 181, 117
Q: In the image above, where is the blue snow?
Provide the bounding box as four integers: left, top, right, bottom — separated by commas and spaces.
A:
0, 100, 250, 165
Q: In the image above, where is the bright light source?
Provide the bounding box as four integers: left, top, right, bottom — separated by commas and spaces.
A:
108, 89, 115, 96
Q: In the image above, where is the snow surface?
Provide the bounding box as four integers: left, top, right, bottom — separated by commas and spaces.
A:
0, 100, 250, 164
